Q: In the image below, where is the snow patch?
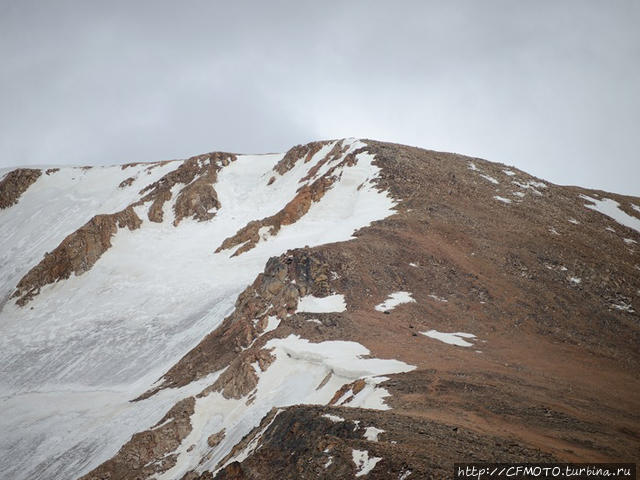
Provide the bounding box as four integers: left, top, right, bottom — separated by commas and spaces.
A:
352, 449, 382, 477
335, 376, 399, 411
421, 330, 476, 347
493, 196, 512, 204
512, 180, 544, 195
479, 174, 499, 184
296, 294, 346, 313
322, 414, 344, 423
427, 294, 448, 303
503, 169, 516, 176
364, 426, 384, 442
153, 334, 414, 478
580, 195, 640, 234
267, 335, 414, 380
374, 291, 415, 312
611, 301, 634, 313
262, 316, 280, 334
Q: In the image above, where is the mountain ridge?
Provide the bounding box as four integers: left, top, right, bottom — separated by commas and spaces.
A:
0, 139, 638, 479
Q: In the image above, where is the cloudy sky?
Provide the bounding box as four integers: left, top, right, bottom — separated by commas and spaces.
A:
1, 1, 638, 194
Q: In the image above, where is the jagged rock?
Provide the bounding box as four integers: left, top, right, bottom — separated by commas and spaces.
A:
329, 379, 366, 405
212, 462, 246, 480
12, 206, 142, 305
137, 151, 236, 224
119, 176, 135, 188
210, 349, 275, 399
0, 168, 41, 209
203, 405, 555, 479
173, 179, 220, 225
207, 429, 226, 448
216, 152, 355, 257
137, 252, 334, 399
273, 141, 329, 175
147, 189, 172, 222
80, 397, 196, 480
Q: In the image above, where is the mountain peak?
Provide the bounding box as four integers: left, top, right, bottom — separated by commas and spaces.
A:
1, 139, 638, 479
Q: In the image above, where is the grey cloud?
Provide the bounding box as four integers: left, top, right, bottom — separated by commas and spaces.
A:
0, 0, 638, 195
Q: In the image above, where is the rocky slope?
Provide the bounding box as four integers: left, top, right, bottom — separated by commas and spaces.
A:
0, 139, 638, 480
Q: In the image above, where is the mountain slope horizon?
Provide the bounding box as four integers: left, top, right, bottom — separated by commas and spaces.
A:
1, 138, 638, 480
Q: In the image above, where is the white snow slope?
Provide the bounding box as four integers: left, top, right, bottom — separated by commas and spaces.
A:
0, 139, 403, 480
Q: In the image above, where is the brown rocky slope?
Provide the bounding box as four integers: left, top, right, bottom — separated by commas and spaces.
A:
3, 139, 638, 479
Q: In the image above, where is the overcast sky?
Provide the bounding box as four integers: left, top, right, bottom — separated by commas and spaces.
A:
1, 1, 638, 195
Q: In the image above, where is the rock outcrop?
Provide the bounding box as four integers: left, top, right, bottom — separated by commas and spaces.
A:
12, 206, 142, 305
138, 251, 332, 399
9, 151, 238, 306
272, 141, 329, 175
0, 168, 42, 209
136, 152, 236, 224
215, 148, 359, 256
80, 397, 196, 480
192, 405, 555, 480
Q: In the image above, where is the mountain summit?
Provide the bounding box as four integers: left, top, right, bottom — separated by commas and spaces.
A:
1, 139, 638, 479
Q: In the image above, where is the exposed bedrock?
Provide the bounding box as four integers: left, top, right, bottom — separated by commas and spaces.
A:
0, 168, 42, 209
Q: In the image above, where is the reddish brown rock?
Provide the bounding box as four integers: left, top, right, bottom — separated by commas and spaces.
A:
80, 397, 196, 480
119, 176, 135, 188
197, 405, 555, 480
136, 253, 329, 400
273, 141, 329, 175
208, 349, 275, 400
216, 149, 359, 257
329, 379, 366, 405
12, 206, 142, 305
207, 429, 226, 448
136, 152, 235, 224
0, 168, 42, 209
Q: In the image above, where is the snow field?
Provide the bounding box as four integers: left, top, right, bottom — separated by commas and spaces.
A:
0, 138, 399, 480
